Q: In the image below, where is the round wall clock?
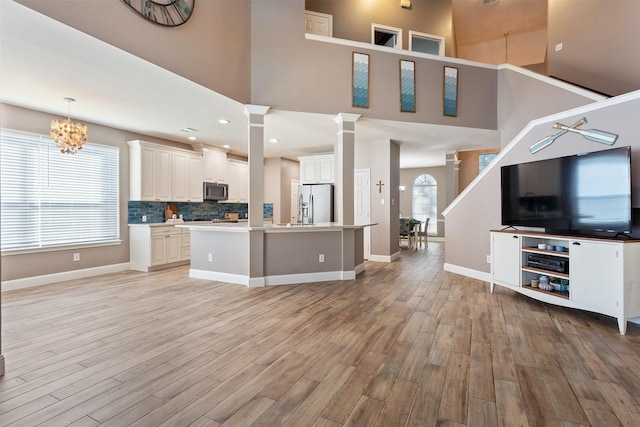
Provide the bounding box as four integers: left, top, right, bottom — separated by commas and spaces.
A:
121, 0, 195, 27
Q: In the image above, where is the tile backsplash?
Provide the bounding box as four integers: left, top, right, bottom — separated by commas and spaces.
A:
128, 201, 273, 224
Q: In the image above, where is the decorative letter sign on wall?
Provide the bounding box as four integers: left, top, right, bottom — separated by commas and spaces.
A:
352, 52, 370, 108
443, 66, 458, 117
400, 60, 416, 112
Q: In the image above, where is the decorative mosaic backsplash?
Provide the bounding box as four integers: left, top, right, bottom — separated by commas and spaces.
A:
128, 201, 273, 224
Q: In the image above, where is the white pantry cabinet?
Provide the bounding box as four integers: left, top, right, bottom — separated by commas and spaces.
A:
299, 154, 334, 184
490, 230, 640, 334
130, 225, 187, 272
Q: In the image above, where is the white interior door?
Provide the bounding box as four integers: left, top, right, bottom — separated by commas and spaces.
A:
304, 11, 333, 37
291, 179, 300, 223
355, 169, 371, 259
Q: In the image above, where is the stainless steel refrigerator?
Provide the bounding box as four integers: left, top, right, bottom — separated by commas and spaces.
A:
297, 184, 334, 224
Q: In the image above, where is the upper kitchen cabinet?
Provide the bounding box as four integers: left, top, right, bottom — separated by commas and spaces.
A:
172, 152, 203, 202
299, 154, 334, 184
223, 159, 248, 203
128, 140, 203, 202
201, 146, 227, 183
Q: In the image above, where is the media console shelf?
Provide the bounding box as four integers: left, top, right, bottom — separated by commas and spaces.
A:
490, 230, 640, 334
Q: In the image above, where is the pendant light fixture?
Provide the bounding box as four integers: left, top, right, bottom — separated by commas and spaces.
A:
50, 97, 88, 154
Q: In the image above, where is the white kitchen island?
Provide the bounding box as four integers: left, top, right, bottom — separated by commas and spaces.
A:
177, 222, 375, 287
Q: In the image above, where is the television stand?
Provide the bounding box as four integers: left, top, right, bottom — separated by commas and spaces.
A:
490, 230, 640, 334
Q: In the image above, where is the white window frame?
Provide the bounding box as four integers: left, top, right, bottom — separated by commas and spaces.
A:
0, 129, 121, 253
409, 30, 445, 56
412, 174, 437, 235
371, 23, 403, 49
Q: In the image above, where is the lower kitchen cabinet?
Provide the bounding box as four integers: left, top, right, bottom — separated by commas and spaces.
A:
130, 225, 189, 272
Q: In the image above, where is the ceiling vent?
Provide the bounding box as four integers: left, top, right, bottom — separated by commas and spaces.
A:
483, 0, 499, 5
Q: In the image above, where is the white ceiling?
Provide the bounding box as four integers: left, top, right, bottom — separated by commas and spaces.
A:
0, 1, 500, 168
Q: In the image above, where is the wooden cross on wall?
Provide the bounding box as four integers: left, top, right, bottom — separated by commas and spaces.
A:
376, 180, 384, 193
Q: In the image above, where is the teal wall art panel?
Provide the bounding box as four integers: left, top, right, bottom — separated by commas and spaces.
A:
400, 60, 416, 112
443, 66, 458, 117
352, 52, 369, 108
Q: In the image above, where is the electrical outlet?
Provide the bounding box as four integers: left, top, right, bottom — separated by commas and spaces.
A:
73, 253, 80, 262
142, 215, 147, 222
319, 254, 325, 263
208, 253, 213, 262
555, 42, 563, 52
381, 199, 385, 205
486, 255, 492, 264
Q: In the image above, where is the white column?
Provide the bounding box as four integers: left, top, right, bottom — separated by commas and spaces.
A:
445, 150, 460, 206
244, 105, 270, 227
335, 113, 360, 225
244, 104, 270, 287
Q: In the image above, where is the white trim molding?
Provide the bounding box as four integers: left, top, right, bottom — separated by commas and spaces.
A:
1, 263, 131, 292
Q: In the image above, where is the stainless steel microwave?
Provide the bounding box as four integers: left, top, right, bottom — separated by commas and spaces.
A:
203, 182, 228, 201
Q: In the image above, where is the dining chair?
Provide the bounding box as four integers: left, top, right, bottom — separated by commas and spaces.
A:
417, 218, 429, 248
399, 218, 411, 247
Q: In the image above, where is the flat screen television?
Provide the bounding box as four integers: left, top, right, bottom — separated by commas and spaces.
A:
501, 146, 632, 236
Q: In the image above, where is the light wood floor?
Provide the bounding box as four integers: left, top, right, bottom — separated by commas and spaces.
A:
2, 243, 640, 426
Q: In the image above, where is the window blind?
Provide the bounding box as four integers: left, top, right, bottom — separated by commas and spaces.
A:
1, 129, 119, 251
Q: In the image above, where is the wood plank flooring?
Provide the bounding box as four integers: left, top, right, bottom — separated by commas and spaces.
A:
2, 243, 640, 426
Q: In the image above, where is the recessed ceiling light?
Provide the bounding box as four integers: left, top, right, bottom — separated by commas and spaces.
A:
188, 136, 197, 141
223, 144, 230, 149
218, 119, 230, 124
269, 138, 279, 143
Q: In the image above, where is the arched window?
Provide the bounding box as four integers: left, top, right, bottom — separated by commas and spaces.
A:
412, 174, 437, 235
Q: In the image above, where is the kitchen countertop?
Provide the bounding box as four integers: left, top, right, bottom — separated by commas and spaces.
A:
176, 222, 377, 232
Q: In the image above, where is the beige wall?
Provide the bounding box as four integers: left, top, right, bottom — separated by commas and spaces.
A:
497, 67, 604, 148
355, 139, 400, 257
17, 0, 252, 103
0, 103, 192, 282
306, 0, 454, 55
400, 167, 446, 238
252, 0, 498, 131
264, 157, 300, 224
457, 148, 501, 191
458, 29, 547, 68
547, 0, 640, 97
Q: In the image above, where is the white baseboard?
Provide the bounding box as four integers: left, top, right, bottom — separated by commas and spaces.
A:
354, 263, 365, 275
190, 269, 249, 286
368, 253, 397, 263
2, 263, 131, 292
443, 263, 491, 283
264, 271, 345, 286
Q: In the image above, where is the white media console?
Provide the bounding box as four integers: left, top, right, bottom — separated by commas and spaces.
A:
490, 230, 640, 334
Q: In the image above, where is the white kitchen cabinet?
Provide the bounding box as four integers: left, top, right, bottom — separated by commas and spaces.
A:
128, 140, 202, 202
490, 231, 521, 290
130, 225, 187, 272
491, 230, 640, 334
132, 143, 172, 201
187, 155, 203, 202
172, 153, 203, 202
202, 147, 227, 183
224, 159, 248, 203
299, 154, 334, 184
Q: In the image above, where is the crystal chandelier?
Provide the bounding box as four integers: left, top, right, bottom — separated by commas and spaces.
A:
50, 97, 88, 154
